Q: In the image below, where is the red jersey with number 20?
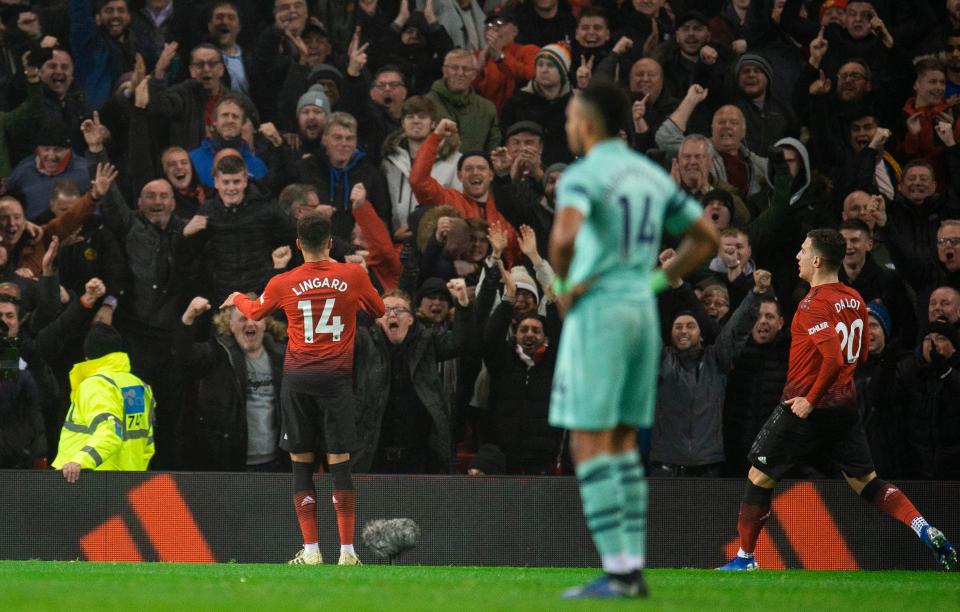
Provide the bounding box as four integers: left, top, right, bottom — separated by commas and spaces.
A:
783, 282, 869, 410
234, 261, 385, 379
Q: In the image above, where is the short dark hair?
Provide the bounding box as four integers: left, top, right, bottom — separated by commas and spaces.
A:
807, 229, 846, 272
578, 6, 608, 26
214, 155, 246, 176
838, 218, 872, 236
0, 293, 21, 315
578, 79, 630, 138
298, 213, 332, 251
758, 296, 782, 316
374, 65, 405, 84
94, 0, 127, 13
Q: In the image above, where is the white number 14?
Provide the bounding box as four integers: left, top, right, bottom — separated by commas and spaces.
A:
297, 299, 344, 342
835, 319, 864, 364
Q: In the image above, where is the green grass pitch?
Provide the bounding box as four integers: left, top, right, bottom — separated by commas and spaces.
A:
0, 562, 957, 611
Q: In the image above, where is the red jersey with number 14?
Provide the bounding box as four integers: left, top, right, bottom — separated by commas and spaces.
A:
234, 260, 385, 379
783, 282, 869, 410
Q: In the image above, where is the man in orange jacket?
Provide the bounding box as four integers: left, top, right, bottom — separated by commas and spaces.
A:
473, 13, 538, 113
409, 119, 521, 265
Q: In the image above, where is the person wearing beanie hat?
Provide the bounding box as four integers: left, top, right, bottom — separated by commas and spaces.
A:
866, 302, 892, 349
500, 42, 574, 165
52, 322, 155, 480
296, 85, 331, 152
308, 63, 344, 107
4, 118, 92, 219
703, 188, 736, 230
83, 322, 124, 360
537, 43, 572, 90
415, 277, 455, 324
732, 52, 794, 153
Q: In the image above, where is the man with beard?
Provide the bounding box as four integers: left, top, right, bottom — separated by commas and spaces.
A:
292, 86, 330, 158
188, 95, 268, 187
731, 54, 796, 155
148, 44, 254, 151
223, 213, 384, 566
652, 269, 772, 478
654, 11, 727, 131
69, 0, 137, 111
793, 25, 878, 126
723, 296, 789, 476
483, 276, 560, 475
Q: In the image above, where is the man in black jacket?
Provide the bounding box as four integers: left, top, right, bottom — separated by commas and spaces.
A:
482, 281, 562, 475
722, 295, 788, 476
353, 283, 475, 474
176, 295, 287, 471
186, 154, 296, 306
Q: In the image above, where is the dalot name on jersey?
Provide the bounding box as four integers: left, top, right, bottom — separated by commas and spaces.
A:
291, 276, 349, 296
834, 297, 861, 312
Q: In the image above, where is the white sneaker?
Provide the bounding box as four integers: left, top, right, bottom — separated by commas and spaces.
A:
288, 547, 323, 565
338, 551, 362, 566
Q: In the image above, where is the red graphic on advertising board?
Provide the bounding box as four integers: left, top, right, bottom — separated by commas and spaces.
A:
724, 482, 860, 570
80, 475, 215, 563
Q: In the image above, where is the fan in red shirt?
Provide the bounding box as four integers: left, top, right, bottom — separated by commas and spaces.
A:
717, 229, 956, 572
222, 213, 385, 568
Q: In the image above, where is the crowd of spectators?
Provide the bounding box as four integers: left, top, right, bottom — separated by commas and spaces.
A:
0, 0, 957, 481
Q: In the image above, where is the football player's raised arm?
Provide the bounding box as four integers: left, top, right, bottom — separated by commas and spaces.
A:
233, 278, 282, 321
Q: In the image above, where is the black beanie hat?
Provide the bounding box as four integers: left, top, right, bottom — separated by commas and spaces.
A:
469, 444, 506, 475
84, 323, 123, 360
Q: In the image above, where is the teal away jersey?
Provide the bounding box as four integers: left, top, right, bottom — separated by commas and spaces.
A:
556, 139, 703, 298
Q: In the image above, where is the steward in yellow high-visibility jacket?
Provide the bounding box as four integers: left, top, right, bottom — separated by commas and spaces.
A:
52, 324, 155, 482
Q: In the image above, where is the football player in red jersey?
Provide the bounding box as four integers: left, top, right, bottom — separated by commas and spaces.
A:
718, 229, 956, 571
222, 211, 385, 567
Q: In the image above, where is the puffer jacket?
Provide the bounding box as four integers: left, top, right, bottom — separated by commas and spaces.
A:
196, 182, 296, 304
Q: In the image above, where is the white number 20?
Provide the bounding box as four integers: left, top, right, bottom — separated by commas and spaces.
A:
835, 319, 864, 364
297, 298, 344, 343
